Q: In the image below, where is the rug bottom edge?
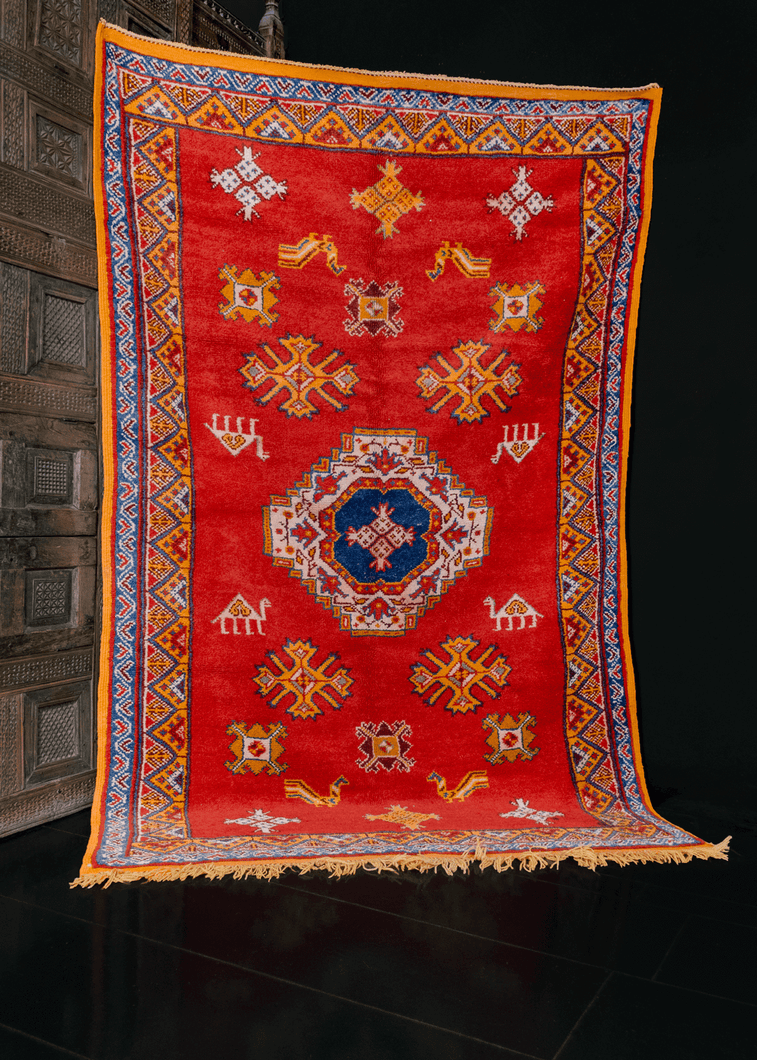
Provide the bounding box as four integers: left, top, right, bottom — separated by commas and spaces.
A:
71, 836, 731, 888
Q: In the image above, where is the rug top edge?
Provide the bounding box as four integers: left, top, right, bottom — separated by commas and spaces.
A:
97, 20, 661, 98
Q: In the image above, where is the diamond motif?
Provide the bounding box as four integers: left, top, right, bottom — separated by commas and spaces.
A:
483, 712, 539, 763
225, 720, 288, 775
486, 166, 554, 240
350, 159, 424, 238
210, 147, 287, 221
344, 278, 404, 337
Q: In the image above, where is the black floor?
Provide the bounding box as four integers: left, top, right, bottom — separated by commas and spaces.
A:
0, 799, 753, 1059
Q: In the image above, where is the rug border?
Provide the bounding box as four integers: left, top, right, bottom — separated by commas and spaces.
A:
616, 97, 660, 812
77, 25, 729, 888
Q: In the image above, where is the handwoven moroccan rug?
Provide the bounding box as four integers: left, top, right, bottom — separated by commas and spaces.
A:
76, 24, 728, 885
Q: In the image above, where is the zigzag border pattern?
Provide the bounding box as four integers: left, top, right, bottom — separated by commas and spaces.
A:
125, 819, 691, 865
558, 126, 670, 833
599, 108, 651, 818
109, 42, 644, 159
98, 54, 140, 864
558, 155, 630, 826
129, 118, 193, 844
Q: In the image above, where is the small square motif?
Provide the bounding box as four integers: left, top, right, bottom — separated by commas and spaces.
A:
243, 735, 271, 761
359, 296, 389, 321
372, 735, 399, 758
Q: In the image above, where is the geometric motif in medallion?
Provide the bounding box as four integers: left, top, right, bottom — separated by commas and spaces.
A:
489, 281, 545, 333
343, 278, 403, 338
355, 720, 414, 772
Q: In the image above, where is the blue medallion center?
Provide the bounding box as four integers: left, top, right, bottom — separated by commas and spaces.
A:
332, 488, 430, 584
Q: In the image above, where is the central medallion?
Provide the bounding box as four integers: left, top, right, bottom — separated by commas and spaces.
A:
263, 429, 493, 636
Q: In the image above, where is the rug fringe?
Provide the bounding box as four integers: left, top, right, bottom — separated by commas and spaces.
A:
70, 836, 730, 888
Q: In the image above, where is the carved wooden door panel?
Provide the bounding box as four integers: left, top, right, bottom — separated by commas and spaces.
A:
0, 0, 102, 837
0, 260, 99, 835
0, 0, 181, 837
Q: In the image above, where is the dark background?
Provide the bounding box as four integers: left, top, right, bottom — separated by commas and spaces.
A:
225, 0, 754, 816
0, 9, 754, 1058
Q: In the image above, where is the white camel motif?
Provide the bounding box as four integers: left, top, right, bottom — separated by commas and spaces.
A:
212, 594, 271, 635
204, 415, 270, 460
484, 593, 543, 631
491, 423, 544, 465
